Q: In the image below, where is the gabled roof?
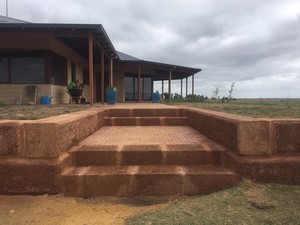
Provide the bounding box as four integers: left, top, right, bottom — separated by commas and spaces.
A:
0, 15, 29, 23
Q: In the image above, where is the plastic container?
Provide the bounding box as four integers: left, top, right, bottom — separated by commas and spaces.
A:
40, 96, 53, 105
151, 92, 160, 103
106, 87, 117, 105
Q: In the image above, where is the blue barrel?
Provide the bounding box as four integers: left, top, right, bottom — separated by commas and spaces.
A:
106, 88, 117, 105
151, 92, 160, 103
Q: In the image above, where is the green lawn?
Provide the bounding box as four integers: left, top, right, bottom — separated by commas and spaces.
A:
126, 180, 300, 225
166, 99, 300, 118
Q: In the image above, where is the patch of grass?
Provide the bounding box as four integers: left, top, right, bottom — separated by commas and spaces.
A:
0, 105, 94, 120
167, 99, 300, 118
126, 180, 300, 225
0, 102, 8, 107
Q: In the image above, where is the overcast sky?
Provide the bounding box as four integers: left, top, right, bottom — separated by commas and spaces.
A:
1, 0, 300, 98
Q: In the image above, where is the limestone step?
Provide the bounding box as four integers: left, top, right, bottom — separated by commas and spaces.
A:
72, 144, 224, 166
62, 165, 239, 197
105, 108, 186, 118
104, 117, 188, 126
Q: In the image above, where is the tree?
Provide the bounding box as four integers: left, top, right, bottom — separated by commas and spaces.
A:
228, 82, 235, 100
212, 87, 219, 100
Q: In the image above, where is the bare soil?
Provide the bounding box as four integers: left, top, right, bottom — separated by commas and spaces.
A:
0, 195, 172, 225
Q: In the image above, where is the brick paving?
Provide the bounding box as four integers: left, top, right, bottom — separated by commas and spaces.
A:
79, 126, 226, 150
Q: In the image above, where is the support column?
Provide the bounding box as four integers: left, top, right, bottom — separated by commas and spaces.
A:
181, 79, 183, 98
138, 64, 141, 103
88, 33, 94, 106
162, 80, 164, 99
169, 69, 172, 98
101, 51, 105, 104
192, 74, 195, 97
109, 57, 113, 87
186, 77, 188, 98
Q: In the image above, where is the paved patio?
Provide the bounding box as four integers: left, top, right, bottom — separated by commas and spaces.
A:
79, 126, 226, 151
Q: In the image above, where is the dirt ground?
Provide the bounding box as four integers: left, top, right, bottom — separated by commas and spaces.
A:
0, 105, 100, 120
0, 194, 174, 225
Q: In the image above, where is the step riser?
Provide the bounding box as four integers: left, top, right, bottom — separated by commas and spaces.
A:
105, 108, 186, 117
104, 117, 188, 126
74, 151, 223, 166
63, 173, 239, 197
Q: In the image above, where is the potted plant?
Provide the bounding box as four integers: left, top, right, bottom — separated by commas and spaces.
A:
66, 80, 84, 104
106, 86, 117, 105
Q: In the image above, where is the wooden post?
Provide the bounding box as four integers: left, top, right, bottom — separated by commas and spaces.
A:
101, 51, 105, 104
186, 77, 188, 98
88, 33, 94, 106
169, 69, 172, 98
162, 80, 164, 99
110, 57, 114, 87
138, 64, 141, 103
192, 74, 195, 97
181, 79, 183, 98
108, 57, 111, 87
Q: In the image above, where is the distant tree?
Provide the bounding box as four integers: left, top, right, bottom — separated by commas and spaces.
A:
212, 87, 219, 100
228, 82, 235, 100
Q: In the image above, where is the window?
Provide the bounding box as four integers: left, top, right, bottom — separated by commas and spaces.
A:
51, 54, 67, 85
0, 55, 8, 83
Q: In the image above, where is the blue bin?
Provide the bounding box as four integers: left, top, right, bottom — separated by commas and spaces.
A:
151, 92, 160, 103
40, 96, 53, 105
106, 88, 117, 105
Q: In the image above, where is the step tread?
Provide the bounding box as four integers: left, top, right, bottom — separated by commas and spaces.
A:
75, 144, 226, 152
104, 117, 188, 119
63, 165, 236, 176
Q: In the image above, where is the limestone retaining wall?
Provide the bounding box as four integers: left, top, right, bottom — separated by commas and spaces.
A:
186, 108, 300, 154
0, 108, 106, 157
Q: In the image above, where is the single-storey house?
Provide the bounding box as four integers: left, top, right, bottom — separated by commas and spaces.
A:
0, 15, 201, 105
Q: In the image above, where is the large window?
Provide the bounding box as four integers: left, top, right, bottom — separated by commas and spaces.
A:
125, 75, 153, 101
0, 51, 46, 84
0, 55, 8, 83
11, 57, 45, 83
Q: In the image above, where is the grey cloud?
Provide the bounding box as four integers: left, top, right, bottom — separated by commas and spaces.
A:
3, 0, 300, 98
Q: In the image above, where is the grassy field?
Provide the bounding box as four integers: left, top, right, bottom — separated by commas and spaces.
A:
126, 180, 300, 225
167, 98, 300, 118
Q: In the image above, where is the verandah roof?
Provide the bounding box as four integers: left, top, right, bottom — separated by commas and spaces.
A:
0, 23, 201, 79
117, 51, 201, 80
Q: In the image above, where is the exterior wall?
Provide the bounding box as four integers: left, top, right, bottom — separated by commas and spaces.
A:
0, 84, 73, 104
114, 67, 124, 102
0, 84, 51, 104
0, 34, 90, 104
50, 37, 88, 83
50, 85, 69, 104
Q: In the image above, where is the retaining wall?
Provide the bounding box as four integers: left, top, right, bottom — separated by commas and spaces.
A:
186, 108, 300, 154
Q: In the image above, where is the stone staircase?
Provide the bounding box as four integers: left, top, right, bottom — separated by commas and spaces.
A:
61, 108, 239, 197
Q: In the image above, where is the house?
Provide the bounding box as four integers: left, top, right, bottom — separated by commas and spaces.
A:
0, 15, 201, 105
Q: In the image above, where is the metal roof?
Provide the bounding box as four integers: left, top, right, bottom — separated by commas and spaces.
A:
0, 23, 118, 59
0, 15, 29, 23
117, 51, 201, 80
117, 51, 141, 61
0, 19, 201, 78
